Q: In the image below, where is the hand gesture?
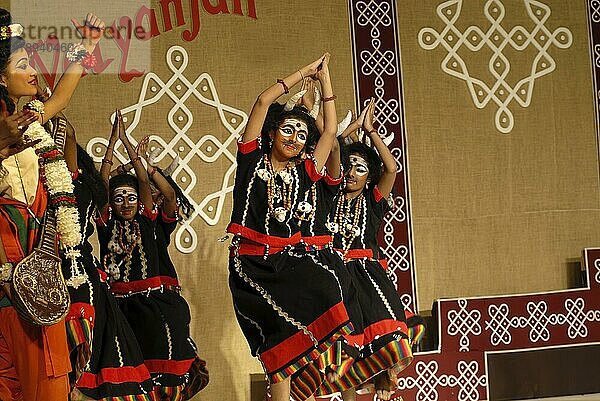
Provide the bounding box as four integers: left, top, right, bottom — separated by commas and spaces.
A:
0, 100, 37, 151
136, 136, 150, 161
363, 98, 376, 133
109, 110, 119, 142
300, 78, 317, 110
302, 53, 329, 80
117, 109, 127, 142
0, 138, 42, 160
71, 13, 106, 50
314, 53, 331, 83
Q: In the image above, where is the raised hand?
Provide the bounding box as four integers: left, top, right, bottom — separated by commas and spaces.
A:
314, 53, 331, 83
117, 110, 127, 142
363, 98, 376, 133
71, 13, 106, 50
136, 136, 150, 160
302, 53, 329, 79
300, 78, 316, 110
109, 110, 120, 143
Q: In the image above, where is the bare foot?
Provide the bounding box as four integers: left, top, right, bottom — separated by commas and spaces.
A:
373, 371, 396, 401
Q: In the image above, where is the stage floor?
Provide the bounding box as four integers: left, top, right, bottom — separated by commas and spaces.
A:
514, 395, 600, 401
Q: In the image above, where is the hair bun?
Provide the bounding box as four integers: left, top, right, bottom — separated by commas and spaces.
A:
0, 9, 12, 27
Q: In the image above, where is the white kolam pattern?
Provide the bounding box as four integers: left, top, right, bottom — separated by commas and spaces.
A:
418, 0, 572, 133
88, 46, 248, 253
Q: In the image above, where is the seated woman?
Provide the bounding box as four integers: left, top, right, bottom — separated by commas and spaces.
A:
97, 111, 204, 400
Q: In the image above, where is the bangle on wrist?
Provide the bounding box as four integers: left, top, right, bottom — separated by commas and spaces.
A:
368, 130, 377, 136
298, 70, 304, 80
149, 167, 157, 177
131, 156, 141, 164
277, 79, 289, 94
66, 43, 97, 69
102, 158, 113, 166
322, 95, 337, 102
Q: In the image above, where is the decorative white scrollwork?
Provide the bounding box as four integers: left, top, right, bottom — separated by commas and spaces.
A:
87, 46, 248, 253
418, 0, 573, 133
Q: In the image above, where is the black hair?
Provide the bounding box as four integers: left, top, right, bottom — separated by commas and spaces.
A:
155, 167, 194, 220
342, 142, 382, 186
0, 8, 27, 115
76, 144, 108, 209
260, 103, 319, 156
109, 173, 139, 197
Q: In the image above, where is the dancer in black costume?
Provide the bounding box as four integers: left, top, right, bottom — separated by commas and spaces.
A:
60, 115, 154, 400
97, 111, 204, 400
317, 99, 422, 401
227, 53, 357, 401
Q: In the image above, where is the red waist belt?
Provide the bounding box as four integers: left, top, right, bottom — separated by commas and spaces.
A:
110, 276, 181, 295
336, 249, 389, 270
337, 248, 374, 261
234, 235, 333, 256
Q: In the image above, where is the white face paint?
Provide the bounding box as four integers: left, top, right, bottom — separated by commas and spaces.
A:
349, 155, 369, 177
278, 118, 308, 145
112, 186, 138, 206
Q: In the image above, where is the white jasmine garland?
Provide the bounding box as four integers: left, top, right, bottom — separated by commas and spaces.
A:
24, 121, 82, 248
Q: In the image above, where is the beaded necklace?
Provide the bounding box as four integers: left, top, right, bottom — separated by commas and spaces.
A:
262, 154, 295, 222
103, 219, 142, 282
295, 184, 316, 222
328, 192, 364, 252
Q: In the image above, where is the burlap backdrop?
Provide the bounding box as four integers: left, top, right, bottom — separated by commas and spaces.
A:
4, 0, 599, 400
6, 1, 355, 400
398, 1, 600, 309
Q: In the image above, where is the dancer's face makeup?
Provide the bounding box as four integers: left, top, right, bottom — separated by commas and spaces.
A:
0, 48, 38, 99
111, 186, 138, 221
271, 118, 308, 159
345, 154, 370, 193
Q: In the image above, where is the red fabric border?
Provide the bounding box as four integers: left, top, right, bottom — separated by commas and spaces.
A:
110, 276, 180, 294
144, 358, 195, 376
362, 319, 408, 345
161, 210, 177, 223
373, 186, 384, 203
66, 302, 95, 322
238, 137, 259, 154
260, 301, 350, 372
227, 223, 302, 247
340, 248, 374, 261
304, 159, 324, 182
323, 172, 343, 186
77, 364, 151, 387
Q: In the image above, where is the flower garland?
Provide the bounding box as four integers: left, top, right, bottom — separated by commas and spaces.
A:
25, 121, 85, 286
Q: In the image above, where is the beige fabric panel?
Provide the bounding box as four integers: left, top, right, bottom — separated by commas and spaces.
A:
397, 1, 600, 309
4, 1, 355, 400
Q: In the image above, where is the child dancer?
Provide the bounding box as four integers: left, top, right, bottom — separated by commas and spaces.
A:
227, 53, 357, 401
97, 111, 204, 400
319, 99, 420, 401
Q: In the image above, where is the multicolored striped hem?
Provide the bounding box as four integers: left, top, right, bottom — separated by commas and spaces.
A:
289, 339, 358, 401
315, 340, 355, 378
408, 323, 426, 346
92, 394, 156, 401
316, 336, 413, 395
66, 317, 94, 387
66, 316, 93, 351
153, 384, 184, 401
267, 322, 353, 384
